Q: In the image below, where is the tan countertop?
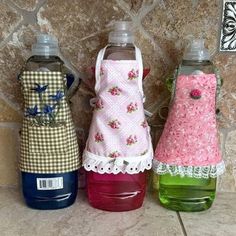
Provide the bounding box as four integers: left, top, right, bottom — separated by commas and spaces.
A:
0, 188, 235, 236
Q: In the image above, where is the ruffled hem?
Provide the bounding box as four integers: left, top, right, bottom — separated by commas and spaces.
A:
83, 149, 153, 174
152, 160, 225, 178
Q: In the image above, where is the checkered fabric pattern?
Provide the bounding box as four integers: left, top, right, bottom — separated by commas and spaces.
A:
20, 71, 80, 173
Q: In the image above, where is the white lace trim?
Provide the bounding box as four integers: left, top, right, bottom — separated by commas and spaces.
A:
152, 160, 225, 178
83, 148, 153, 174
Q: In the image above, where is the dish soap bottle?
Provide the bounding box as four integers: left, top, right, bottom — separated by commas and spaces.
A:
153, 39, 225, 212
83, 21, 153, 211
19, 34, 80, 209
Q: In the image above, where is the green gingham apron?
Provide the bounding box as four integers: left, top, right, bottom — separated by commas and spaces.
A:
19, 71, 80, 173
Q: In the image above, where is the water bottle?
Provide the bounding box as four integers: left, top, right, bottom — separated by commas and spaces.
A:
20, 34, 79, 209
153, 39, 224, 212
83, 22, 153, 211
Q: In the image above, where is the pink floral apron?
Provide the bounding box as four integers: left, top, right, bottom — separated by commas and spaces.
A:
153, 72, 225, 178
83, 46, 153, 174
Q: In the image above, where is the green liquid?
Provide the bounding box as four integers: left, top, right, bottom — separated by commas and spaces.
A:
154, 173, 216, 212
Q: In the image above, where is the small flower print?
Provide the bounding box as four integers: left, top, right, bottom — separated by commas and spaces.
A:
95, 132, 104, 143
190, 89, 202, 99
141, 120, 148, 128
49, 90, 64, 102
126, 135, 138, 146
108, 119, 121, 129
127, 102, 138, 113
25, 105, 41, 117
109, 151, 121, 158
128, 69, 139, 80
94, 99, 104, 110
32, 83, 48, 93
108, 86, 122, 96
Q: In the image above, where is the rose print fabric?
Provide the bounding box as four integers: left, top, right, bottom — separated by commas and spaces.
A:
153, 74, 225, 178
83, 46, 153, 174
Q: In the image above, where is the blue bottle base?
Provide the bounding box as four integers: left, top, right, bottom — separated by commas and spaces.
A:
21, 171, 78, 210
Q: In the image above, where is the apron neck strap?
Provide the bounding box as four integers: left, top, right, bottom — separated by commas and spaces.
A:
134, 45, 144, 100
95, 46, 108, 93
95, 45, 144, 100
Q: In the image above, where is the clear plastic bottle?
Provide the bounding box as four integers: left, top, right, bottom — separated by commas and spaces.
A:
155, 39, 218, 212
86, 22, 147, 212
21, 34, 79, 209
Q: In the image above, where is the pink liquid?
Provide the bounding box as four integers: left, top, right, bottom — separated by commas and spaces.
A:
87, 171, 147, 211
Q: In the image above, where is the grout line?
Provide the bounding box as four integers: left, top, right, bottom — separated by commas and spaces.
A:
0, 21, 24, 49
116, 0, 175, 68
7, 0, 47, 26
0, 92, 22, 114
138, 24, 174, 68
76, 28, 110, 42
0, 0, 47, 49
7, 0, 47, 17
177, 212, 188, 236
115, 0, 137, 18
0, 122, 22, 129
34, 0, 48, 14
0, 185, 19, 190
138, 0, 159, 20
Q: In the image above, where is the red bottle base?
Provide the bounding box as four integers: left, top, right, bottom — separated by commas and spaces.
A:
86, 171, 147, 212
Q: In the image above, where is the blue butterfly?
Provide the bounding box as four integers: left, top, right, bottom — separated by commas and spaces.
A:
32, 83, 48, 93
25, 105, 41, 117
43, 105, 55, 115
49, 90, 64, 102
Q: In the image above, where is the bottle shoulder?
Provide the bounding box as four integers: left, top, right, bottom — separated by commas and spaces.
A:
179, 60, 215, 75
103, 44, 136, 60
25, 56, 63, 72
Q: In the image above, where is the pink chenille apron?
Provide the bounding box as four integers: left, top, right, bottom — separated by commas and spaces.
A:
154, 72, 225, 178
83, 46, 153, 174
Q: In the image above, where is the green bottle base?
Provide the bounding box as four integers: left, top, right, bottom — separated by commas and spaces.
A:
154, 174, 216, 212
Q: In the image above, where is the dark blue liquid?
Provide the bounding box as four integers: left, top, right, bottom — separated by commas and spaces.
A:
66, 73, 75, 88
22, 171, 78, 210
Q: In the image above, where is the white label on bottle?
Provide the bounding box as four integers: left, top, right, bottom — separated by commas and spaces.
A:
36, 177, 63, 190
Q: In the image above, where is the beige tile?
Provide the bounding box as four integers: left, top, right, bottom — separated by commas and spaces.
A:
38, 0, 129, 69
180, 193, 236, 236
218, 130, 236, 192
0, 24, 38, 109
0, 188, 184, 236
0, 0, 235, 193
0, 2, 22, 41
13, 0, 38, 11
0, 127, 20, 187
0, 99, 22, 122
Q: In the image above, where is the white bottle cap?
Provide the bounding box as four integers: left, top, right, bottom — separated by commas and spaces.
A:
108, 21, 134, 44
32, 34, 59, 56
183, 39, 210, 61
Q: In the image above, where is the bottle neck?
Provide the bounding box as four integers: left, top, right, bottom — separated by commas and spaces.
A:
28, 55, 62, 62
182, 59, 212, 66
108, 42, 134, 48
104, 43, 135, 60
179, 59, 214, 75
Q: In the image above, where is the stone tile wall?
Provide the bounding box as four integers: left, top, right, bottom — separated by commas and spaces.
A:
0, 0, 236, 191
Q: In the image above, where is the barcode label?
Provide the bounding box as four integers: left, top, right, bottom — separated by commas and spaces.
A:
36, 177, 63, 190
